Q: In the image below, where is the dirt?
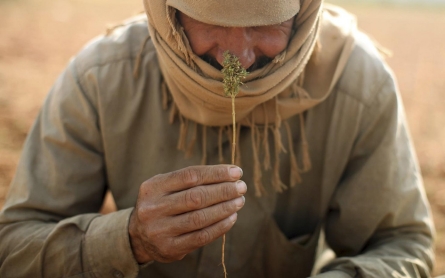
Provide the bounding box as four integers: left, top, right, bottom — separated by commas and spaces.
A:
0, 0, 444, 275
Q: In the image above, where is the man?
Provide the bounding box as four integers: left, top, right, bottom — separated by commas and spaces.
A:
0, 0, 435, 277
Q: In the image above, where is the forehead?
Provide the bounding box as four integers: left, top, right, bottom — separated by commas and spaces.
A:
167, 0, 300, 27
178, 11, 295, 31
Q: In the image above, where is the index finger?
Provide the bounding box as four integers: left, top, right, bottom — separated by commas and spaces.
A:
150, 165, 243, 193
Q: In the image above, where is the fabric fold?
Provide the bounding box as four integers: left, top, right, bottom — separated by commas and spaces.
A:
142, 0, 358, 194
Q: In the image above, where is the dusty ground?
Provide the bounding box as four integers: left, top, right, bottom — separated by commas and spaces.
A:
0, 0, 444, 275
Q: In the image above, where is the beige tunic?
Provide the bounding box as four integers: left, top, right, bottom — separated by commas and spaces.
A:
0, 17, 435, 278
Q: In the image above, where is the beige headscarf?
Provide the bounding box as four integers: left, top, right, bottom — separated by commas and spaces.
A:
142, 0, 357, 196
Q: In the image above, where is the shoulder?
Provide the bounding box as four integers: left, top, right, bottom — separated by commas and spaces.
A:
72, 14, 157, 76
336, 30, 397, 108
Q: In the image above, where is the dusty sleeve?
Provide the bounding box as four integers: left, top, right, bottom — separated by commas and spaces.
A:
312, 74, 435, 277
0, 59, 140, 277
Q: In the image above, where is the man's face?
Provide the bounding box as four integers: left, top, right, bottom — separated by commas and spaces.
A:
178, 12, 295, 72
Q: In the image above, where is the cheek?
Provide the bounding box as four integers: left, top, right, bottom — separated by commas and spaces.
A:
256, 34, 290, 57
189, 33, 289, 60
186, 31, 217, 56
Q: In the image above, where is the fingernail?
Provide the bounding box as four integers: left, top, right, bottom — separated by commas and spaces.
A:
229, 167, 243, 179
230, 213, 238, 222
236, 180, 247, 194
235, 196, 245, 207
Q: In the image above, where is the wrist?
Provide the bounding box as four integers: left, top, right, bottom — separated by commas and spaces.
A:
129, 210, 154, 264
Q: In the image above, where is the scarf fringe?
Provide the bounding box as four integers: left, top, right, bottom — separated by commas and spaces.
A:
250, 116, 267, 197
186, 121, 198, 158
262, 104, 271, 170
235, 123, 242, 167
177, 115, 188, 151
158, 72, 312, 197
166, 7, 196, 69
169, 102, 178, 124
201, 126, 208, 165
218, 127, 224, 163
226, 125, 233, 154
161, 81, 169, 110
133, 35, 151, 79
272, 124, 288, 193
272, 51, 287, 64
299, 113, 312, 172
166, 8, 185, 59
284, 121, 302, 187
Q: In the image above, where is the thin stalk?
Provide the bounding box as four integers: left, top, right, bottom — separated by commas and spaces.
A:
231, 95, 236, 165
222, 235, 227, 277
221, 51, 248, 278
222, 95, 236, 278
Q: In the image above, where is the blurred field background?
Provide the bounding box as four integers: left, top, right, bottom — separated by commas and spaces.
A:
0, 0, 444, 275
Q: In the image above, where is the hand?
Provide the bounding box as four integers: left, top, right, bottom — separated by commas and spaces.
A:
129, 165, 246, 264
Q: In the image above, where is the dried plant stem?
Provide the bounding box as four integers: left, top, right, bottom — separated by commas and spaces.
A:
221, 96, 236, 278
222, 234, 227, 278
221, 95, 237, 278
231, 96, 236, 165
221, 51, 248, 278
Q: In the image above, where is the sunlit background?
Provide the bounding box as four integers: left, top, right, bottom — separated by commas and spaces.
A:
0, 0, 444, 275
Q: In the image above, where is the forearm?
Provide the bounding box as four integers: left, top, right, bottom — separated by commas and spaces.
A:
0, 208, 139, 278
314, 67, 435, 277
313, 230, 434, 278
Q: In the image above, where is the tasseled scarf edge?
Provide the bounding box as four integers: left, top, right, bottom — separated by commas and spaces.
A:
133, 42, 313, 197
131, 14, 313, 198
159, 82, 313, 198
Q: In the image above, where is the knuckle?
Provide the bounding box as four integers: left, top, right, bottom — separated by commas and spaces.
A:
155, 198, 172, 214
201, 166, 224, 184
141, 229, 186, 263
211, 165, 228, 181
145, 227, 163, 243
140, 181, 153, 195
156, 245, 173, 260
184, 188, 205, 209
221, 200, 236, 214
179, 167, 200, 185
140, 174, 163, 195
137, 205, 151, 219
136, 202, 158, 221
144, 174, 163, 188
161, 239, 185, 262
142, 176, 155, 187
221, 183, 234, 200
157, 238, 175, 254
196, 229, 211, 246
189, 210, 207, 228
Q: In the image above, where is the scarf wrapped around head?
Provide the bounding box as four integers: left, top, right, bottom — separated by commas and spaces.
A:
142, 0, 357, 195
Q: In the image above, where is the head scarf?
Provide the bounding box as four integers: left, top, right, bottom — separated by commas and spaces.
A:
142, 0, 357, 195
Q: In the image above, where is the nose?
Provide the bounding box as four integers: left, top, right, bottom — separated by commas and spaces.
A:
216, 27, 256, 70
